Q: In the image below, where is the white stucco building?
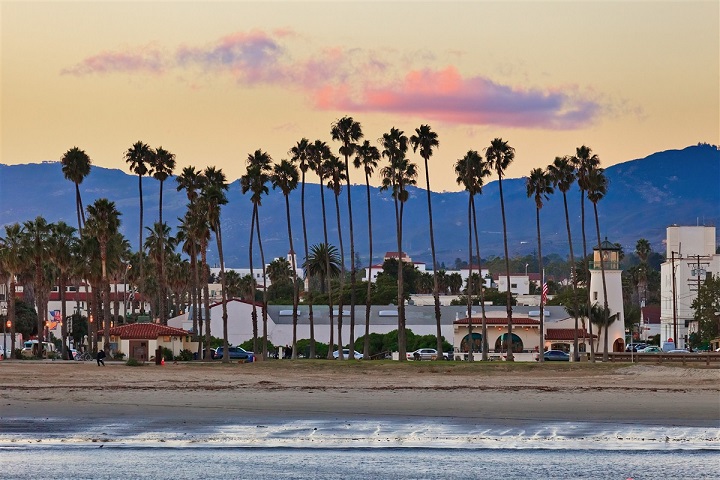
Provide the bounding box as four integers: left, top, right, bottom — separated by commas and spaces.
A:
660, 225, 719, 348
588, 239, 626, 352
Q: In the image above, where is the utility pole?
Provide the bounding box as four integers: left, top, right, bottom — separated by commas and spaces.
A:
671, 251, 680, 346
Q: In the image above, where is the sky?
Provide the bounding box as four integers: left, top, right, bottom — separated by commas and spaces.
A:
2, 0, 718, 192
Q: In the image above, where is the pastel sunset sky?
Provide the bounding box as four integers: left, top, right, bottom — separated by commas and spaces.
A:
2, 0, 718, 192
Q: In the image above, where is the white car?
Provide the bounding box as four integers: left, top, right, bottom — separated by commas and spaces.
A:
407, 348, 452, 361
332, 349, 363, 360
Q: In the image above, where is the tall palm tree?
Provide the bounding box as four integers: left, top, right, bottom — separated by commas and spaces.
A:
0, 223, 24, 353
635, 238, 652, 307
307, 140, 336, 358
85, 199, 122, 354
151, 147, 176, 324
289, 138, 316, 358
353, 140, 380, 358
526, 167, 554, 362
124, 141, 153, 314
60, 147, 92, 234
202, 166, 229, 361
454, 150, 491, 360
380, 127, 416, 360
547, 156, 581, 360
484, 138, 516, 361
331, 116, 363, 358
325, 154, 348, 358
22, 216, 52, 355
571, 145, 600, 362
241, 150, 272, 359
49, 221, 77, 359
410, 124, 443, 358
586, 166, 611, 360
271, 158, 301, 358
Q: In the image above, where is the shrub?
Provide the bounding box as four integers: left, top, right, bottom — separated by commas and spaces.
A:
113, 352, 126, 360
175, 349, 194, 361
125, 357, 143, 367
162, 347, 173, 361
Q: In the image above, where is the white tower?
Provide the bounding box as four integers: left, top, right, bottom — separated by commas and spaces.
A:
589, 239, 626, 352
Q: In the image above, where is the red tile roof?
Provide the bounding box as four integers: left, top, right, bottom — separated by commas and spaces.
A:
454, 317, 540, 326
98, 323, 191, 339
545, 328, 597, 340
641, 305, 661, 324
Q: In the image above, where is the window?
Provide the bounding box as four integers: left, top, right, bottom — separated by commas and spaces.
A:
511, 283, 517, 289
593, 291, 598, 301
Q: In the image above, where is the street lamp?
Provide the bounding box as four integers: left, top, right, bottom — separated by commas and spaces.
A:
123, 264, 132, 321
1, 302, 7, 359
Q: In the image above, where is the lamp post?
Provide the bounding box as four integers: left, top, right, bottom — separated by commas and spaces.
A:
1, 302, 7, 359
123, 264, 132, 322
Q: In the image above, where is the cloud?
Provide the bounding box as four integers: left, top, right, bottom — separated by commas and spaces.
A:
61, 46, 166, 76
311, 66, 599, 129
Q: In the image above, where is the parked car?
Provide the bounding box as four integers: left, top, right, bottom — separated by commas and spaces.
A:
637, 346, 662, 353
543, 350, 570, 361
625, 343, 647, 352
332, 349, 363, 360
666, 349, 692, 354
407, 348, 451, 361
0, 346, 7, 360
214, 346, 254, 361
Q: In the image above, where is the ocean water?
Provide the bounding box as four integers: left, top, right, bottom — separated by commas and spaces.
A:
1, 418, 718, 479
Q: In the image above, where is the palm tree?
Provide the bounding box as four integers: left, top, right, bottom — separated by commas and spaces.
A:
325, 153, 347, 358
241, 150, 272, 359
331, 116, 363, 358
202, 166, 229, 361
49, 221, 77, 359
151, 147, 176, 324
455, 150, 492, 360
124, 141, 153, 314
85, 199, 122, 354
410, 124, 443, 359
303, 243, 341, 293
266, 258, 293, 286
60, 147, 92, 234
307, 140, 336, 358
22, 216, 52, 355
353, 140, 380, 358
635, 238, 652, 307
289, 138, 316, 358
571, 145, 600, 362
0, 223, 24, 353
271, 158, 300, 358
526, 168, 554, 361
379, 127, 416, 360
547, 156, 581, 360
484, 138, 516, 361
586, 166, 611, 360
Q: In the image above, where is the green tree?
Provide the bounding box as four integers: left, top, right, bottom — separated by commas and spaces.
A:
587, 166, 611, 360
325, 153, 348, 359
150, 146, 176, 324
484, 138, 516, 361
526, 167, 554, 361
331, 116, 363, 360
49, 221, 78, 359
0, 223, 25, 352
303, 244, 341, 293
410, 124, 443, 359
60, 146, 92, 234
691, 274, 720, 343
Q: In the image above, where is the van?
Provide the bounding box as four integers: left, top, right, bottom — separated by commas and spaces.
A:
22, 340, 56, 357
661, 341, 676, 352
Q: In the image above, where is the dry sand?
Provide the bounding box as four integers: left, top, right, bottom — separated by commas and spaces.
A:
1, 360, 718, 428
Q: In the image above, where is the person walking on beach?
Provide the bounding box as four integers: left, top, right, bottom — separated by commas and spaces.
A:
96, 350, 106, 366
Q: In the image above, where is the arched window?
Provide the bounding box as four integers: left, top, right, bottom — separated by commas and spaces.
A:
461, 333, 483, 353
494, 333, 523, 353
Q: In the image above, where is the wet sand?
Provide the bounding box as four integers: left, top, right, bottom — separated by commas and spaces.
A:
1, 361, 718, 428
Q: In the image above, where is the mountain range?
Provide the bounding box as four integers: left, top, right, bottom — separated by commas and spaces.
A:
1, 144, 718, 267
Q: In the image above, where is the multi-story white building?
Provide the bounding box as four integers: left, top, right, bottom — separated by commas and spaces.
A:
588, 239, 626, 352
660, 225, 719, 348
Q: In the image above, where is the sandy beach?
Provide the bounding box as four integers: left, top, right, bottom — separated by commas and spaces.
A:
1, 361, 718, 429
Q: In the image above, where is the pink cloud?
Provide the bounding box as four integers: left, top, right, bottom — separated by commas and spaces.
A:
61, 47, 166, 76
312, 66, 600, 129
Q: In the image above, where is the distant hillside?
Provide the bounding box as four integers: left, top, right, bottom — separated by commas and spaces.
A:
1, 144, 718, 267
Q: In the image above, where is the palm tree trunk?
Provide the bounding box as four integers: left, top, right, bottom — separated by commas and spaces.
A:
563, 192, 581, 361
581, 190, 595, 361
300, 172, 315, 358
397, 199, 406, 360
60, 274, 68, 359
345, 161, 357, 358
9, 277, 17, 353
256, 208, 269, 360
471, 195, 489, 361
424, 157, 443, 359
284, 194, 299, 360
594, 203, 610, 361
249, 207, 258, 354
138, 174, 145, 314
75, 183, 84, 234
202, 248, 212, 362
466, 197, 474, 362
334, 193, 345, 360
319, 182, 335, 359
498, 176, 514, 361
363, 173, 373, 359
103, 276, 111, 356
536, 206, 544, 362
216, 224, 229, 363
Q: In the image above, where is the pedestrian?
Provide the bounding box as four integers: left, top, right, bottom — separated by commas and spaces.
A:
96, 349, 106, 366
